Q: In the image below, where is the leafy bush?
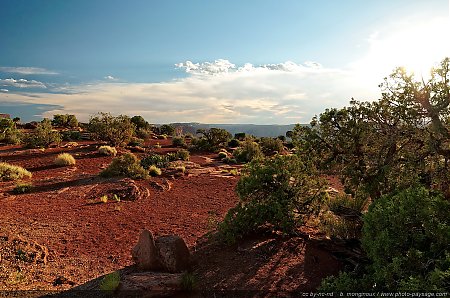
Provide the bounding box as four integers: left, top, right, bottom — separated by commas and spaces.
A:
148, 165, 162, 176
0, 162, 32, 181
259, 137, 284, 155
128, 137, 144, 147
234, 132, 246, 140
101, 153, 148, 179
141, 153, 169, 169
13, 182, 33, 194
159, 124, 175, 136
54, 153, 76, 166
218, 154, 326, 243
320, 186, 450, 292
98, 145, 117, 156
218, 151, 228, 159
176, 149, 190, 161
135, 128, 152, 139
88, 112, 135, 147
61, 130, 81, 141
228, 139, 240, 148
24, 119, 61, 148
130, 115, 150, 130
194, 128, 232, 151
172, 136, 186, 147
52, 114, 78, 128
232, 138, 264, 163
0, 118, 22, 144
99, 271, 120, 292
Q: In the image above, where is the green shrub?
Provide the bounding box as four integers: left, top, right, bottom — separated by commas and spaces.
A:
259, 137, 284, 155
228, 139, 240, 148
172, 136, 186, 147
99, 271, 120, 292
141, 153, 169, 169
24, 119, 61, 148
218, 151, 228, 159
61, 130, 81, 141
159, 124, 175, 136
52, 114, 78, 128
54, 153, 76, 166
218, 154, 326, 243
148, 165, 162, 176
181, 272, 197, 292
233, 138, 264, 163
234, 132, 246, 140
320, 186, 450, 292
0, 162, 32, 181
98, 145, 117, 156
176, 149, 190, 161
88, 112, 135, 147
13, 182, 33, 194
128, 137, 144, 147
101, 153, 148, 179
0, 118, 23, 144
157, 134, 167, 140
194, 128, 232, 152
135, 128, 152, 139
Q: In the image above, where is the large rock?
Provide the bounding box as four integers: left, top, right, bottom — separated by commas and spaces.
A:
155, 235, 191, 273
118, 272, 183, 297
131, 230, 163, 271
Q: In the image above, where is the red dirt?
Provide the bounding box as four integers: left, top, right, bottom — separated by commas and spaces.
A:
0, 141, 341, 293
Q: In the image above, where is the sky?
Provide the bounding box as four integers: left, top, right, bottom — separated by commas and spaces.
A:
0, 0, 449, 124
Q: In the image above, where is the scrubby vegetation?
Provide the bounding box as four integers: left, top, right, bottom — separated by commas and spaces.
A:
100, 153, 148, 179
232, 138, 264, 163
54, 153, 76, 166
192, 128, 232, 151
88, 112, 135, 147
219, 154, 326, 243
52, 114, 78, 128
13, 182, 33, 194
0, 162, 32, 181
172, 136, 186, 147
98, 145, 117, 156
24, 119, 61, 148
0, 118, 22, 144
148, 165, 162, 176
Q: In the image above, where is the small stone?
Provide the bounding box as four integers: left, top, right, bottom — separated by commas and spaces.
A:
155, 235, 191, 273
131, 230, 163, 271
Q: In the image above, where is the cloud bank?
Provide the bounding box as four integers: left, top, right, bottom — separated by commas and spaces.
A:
0, 78, 47, 89
0, 60, 376, 124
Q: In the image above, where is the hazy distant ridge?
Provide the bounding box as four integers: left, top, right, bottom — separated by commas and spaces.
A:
170, 123, 302, 138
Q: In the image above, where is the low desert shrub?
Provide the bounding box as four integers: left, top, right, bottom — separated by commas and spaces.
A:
181, 272, 197, 292
13, 182, 33, 194
233, 138, 264, 163
54, 153, 76, 166
148, 165, 162, 177
218, 154, 326, 243
128, 137, 144, 147
172, 136, 186, 147
0, 162, 32, 181
101, 153, 149, 179
98, 145, 117, 156
320, 186, 450, 292
24, 119, 61, 148
175, 149, 190, 161
259, 137, 284, 155
88, 112, 135, 147
218, 151, 228, 159
141, 153, 169, 169
99, 271, 120, 292
61, 130, 81, 141
227, 139, 240, 148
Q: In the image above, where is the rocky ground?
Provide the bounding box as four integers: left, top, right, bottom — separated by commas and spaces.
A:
0, 139, 342, 296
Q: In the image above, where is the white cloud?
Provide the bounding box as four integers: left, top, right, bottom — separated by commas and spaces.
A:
104, 75, 117, 81
0, 89, 8, 92
0, 67, 58, 75
175, 59, 236, 75
0, 78, 47, 89
1, 60, 375, 124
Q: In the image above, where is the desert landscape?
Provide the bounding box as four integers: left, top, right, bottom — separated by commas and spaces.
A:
0, 129, 344, 296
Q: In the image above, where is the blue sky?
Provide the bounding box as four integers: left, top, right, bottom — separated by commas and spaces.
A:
0, 0, 449, 124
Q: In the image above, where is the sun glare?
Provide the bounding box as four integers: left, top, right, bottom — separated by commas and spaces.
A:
354, 17, 450, 84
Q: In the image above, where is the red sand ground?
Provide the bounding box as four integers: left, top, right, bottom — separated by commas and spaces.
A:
0, 141, 341, 294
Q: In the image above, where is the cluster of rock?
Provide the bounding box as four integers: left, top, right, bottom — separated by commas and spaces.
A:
118, 229, 191, 294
